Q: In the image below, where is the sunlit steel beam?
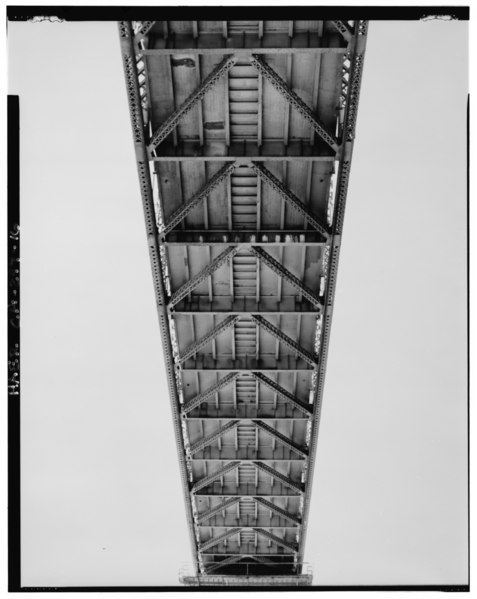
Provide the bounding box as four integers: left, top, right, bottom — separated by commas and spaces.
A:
251, 315, 318, 366
179, 315, 240, 363
252, 420, 308, 458
250, 246, 323, 308
191, 461, 241, 493
182, 372, 240, 414
169, 247, 239, 307
251, 163, 330, 238
252, 373, 312, 416
149, 55, 237, 152
190, 420, 240, 454
250, 55, 339, 152
163, 162, 236, 235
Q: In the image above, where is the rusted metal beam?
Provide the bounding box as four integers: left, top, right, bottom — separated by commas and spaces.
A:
182, 372, 239, 414
250, 246, 323, 307
191, 461, 241, 493
253, 461, 304, 494
169, 246, 239, 307
163, 162, 235, 235
252, 420, 308, 457
179, 315, 240, 363
251, 163, 330, 239
251, 315, 318, 367
199, 527, 242, 552
250, 55, 339, 152
252, 497, 301, 525
190, 420, 240, 454
149, 55, 237, 152
252, 528, 298, 553
197, 497, 242, 523
252, 373, 313, 415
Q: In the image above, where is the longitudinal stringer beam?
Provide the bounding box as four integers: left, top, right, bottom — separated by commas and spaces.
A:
250, 55, 339, 152
149, 55, 237, 152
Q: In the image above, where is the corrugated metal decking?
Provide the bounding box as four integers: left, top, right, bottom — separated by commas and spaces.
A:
119, 19, 368, 586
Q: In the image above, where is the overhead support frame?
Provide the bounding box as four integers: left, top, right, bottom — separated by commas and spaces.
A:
148, 55, 237, 153
251, 163, 330, 239
250, 54, 339, 152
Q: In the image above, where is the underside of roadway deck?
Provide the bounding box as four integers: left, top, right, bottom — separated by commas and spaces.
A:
119, 17, 367, 586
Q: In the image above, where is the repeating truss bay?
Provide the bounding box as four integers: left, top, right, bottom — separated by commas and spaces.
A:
119, 18, 368, 586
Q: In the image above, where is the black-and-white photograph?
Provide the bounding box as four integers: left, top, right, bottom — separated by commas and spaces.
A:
7, 4, 469, 591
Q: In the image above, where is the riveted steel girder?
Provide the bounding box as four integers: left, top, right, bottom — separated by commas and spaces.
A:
149, 55, 237, 152
199, 527, 242, 552
252, 420, 308, 458
178, 315, 240, 363
252, 497, 301, 525
169, 247, 240, 307
252, 461, 304, 494
251, 315, 318, 366
252, 373, 313, 416
250, 55, 339, 152
182, 372, 240, 414
197, 497, 242, 523
252, 528, 298, 553
134, 21, 156, 42
250, 246, 323, 308
191, 461, 241, 493
190, 420, 240, 454
251, 163, 330, 238
163, 162, 236, 235
331, 20, 352, 42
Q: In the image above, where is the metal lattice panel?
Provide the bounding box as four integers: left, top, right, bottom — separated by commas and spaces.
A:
119, 17, 368, 585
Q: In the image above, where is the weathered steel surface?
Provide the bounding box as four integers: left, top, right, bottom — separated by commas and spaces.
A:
120, 17, 368, 585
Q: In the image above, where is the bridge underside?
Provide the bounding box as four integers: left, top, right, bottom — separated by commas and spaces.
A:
119, 18, 367, 586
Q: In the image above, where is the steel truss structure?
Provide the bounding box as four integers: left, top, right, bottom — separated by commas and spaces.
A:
119, 18, 367, 586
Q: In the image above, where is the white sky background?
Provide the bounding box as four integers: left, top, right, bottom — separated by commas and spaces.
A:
8, 17, 468, 587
